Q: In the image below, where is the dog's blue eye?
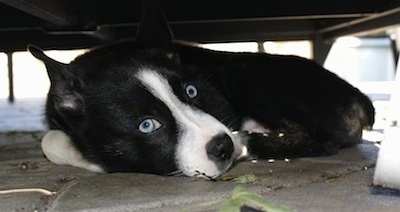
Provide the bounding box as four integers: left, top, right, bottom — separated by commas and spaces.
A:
138, 118, 161, 134
185, 84, 197, 98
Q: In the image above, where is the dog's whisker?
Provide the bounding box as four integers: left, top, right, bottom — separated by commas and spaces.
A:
164, 170, 184, 177
198, 73, 215, 85
225, 115, 242, 129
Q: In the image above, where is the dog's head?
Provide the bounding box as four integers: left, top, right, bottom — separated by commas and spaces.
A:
28, 0, 246, 179
29, 45, 244, 179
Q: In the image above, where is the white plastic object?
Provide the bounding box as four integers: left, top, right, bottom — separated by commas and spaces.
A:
373, 126, 400, 189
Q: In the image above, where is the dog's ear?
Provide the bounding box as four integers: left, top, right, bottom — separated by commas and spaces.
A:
135, 0, 173, 50
28, 45, 69, 82
28, 45, 85, 116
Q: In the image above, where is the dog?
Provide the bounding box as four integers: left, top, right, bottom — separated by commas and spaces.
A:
29, 0, 374, 179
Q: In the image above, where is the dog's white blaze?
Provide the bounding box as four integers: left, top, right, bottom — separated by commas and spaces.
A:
136, 69, 235, 178
42, 130, 104, 173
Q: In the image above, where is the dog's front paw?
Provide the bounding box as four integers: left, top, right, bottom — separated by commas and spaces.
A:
42, 130, 104, 173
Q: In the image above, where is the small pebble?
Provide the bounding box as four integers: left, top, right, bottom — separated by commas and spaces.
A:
20, 162, 28, 170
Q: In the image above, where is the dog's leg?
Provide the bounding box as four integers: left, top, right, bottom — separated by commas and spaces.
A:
244, 133, 340, 159
42, 130, 104, 173
241, 119, 341, 159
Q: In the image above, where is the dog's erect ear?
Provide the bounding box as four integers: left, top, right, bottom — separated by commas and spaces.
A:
28, 45, 69, 82
28, 45, 85, 115
135, 0, 173, 50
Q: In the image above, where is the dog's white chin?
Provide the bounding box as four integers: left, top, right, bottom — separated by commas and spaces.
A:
179, 160, 234, 180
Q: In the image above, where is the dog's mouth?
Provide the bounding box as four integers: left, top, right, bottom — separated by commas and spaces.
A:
164, 170, 220, 180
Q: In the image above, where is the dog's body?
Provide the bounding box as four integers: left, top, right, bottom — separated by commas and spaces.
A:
29, 0, 374, 179
173, 43, 375, 158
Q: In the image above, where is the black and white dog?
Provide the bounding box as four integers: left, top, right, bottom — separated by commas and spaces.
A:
29, 0, 374, 179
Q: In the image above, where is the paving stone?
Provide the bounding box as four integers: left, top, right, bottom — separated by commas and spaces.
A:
1, 132, 399, 211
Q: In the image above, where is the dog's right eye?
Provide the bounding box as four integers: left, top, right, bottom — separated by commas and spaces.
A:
185, 84, 198, 99
138, 118, 161, 134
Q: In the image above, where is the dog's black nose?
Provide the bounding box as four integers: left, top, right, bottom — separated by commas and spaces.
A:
206, 134, 234, 161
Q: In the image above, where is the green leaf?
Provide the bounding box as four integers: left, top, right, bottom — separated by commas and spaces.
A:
219, 198, 244, 212
232, 174, 257, 184
217, 174, 257, 184
219, 186, 292, 212
217, 174, 237, 181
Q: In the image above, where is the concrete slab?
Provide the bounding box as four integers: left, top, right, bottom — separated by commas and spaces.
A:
1, 132, 399, 211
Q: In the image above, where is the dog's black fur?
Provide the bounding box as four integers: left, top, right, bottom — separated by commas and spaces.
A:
173, 43, 375, 157
29, 0, 374, 178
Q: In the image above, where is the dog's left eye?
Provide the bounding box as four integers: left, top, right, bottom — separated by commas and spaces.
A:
185, 84, 197, 98
138, 118, 162, 134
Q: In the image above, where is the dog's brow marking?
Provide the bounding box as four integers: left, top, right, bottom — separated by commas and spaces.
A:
136, 69, 217, 135
135, 69, 231, 134
136, 70, 183, 113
